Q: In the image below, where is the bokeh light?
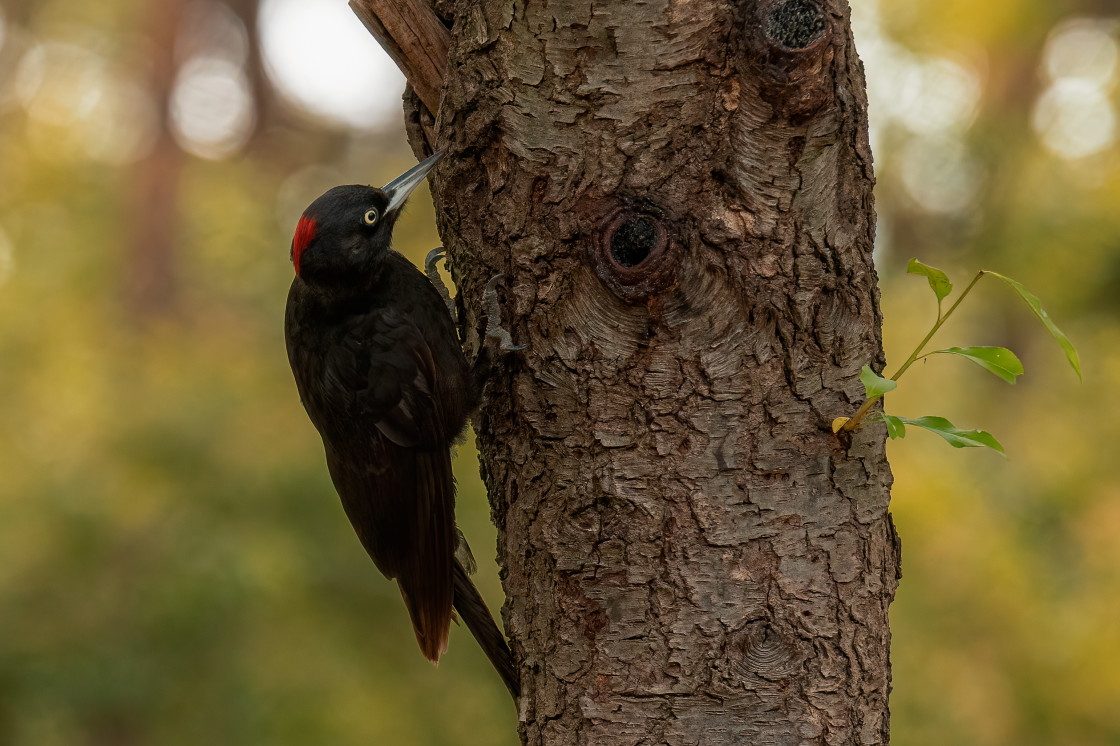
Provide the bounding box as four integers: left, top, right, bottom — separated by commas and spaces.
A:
855, 0, 985, 215
0, 17, 28, 114
894, 55, 983, 136
170, 56, 255, 160
177, 0, 250, 67
12, 40, 156, 164
898, 135, 982, 214
16, 42, 104, 128
80, 77, 159, 166
1043, 18, 1119, 86
1032, 78, 1117, 160
1033, 18, 1120, 162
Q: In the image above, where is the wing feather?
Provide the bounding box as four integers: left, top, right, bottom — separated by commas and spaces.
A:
315, 308, 456, 663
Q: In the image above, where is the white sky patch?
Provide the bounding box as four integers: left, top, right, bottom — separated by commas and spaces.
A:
258, 0, 405, 129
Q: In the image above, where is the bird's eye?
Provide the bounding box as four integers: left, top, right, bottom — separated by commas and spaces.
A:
363, 209, 379, 226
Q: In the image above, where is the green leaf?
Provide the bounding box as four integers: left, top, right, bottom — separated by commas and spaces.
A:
908, 258, 953, 305
895, 415, 1005, 453
986, 272, 1082, 380
860, 365, 897, 400
931, 346, 1025, 384
883, 414, 907, 439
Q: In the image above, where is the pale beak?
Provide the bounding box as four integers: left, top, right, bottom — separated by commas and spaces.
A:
382, 150, 444, 214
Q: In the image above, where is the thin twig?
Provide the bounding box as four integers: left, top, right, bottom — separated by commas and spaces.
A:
842, 271, 987, 432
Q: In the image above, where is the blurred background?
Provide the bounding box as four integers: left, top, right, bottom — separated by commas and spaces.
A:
0, 0, 1116, 743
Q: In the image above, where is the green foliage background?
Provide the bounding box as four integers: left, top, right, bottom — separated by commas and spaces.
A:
0, 1, 1117, 744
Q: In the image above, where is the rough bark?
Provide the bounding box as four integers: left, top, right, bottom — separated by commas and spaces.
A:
379, 0, 900, 742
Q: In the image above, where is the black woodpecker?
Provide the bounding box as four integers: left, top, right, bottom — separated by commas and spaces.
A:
283, 152, 519, 698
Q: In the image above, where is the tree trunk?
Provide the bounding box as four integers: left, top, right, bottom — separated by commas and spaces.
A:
381, 0, 900, 741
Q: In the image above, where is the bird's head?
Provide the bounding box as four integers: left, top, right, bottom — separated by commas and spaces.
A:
290, 151, 442, 284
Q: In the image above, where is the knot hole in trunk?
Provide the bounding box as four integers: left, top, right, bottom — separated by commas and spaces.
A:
589, 206, 681, 303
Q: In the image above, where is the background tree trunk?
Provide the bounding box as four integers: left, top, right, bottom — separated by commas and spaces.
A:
394, 0, 900, 741
127, 0, 186, 316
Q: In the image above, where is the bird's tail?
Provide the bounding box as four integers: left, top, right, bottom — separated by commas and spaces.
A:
453, 559, 520, 699
396, 450, 456, 665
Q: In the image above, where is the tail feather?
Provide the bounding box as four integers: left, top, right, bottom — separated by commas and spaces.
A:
398, 579, 451, 663
453, 559, 520, 698
397, 449, 455, 664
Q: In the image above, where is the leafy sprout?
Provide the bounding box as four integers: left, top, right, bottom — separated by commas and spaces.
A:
835, 259, 1080, 454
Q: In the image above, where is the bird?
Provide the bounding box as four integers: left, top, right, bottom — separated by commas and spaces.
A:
283, 151, 519, 698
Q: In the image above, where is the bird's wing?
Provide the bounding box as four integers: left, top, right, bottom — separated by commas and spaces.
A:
321, 308, 444, 450
320, 307, 456, 662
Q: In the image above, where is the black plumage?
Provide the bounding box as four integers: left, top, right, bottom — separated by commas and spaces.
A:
283, 154, 518, 697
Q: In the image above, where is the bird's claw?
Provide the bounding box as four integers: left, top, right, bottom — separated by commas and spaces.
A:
484, 274, 525, 352
455, 527, 477, 575
425, 248, 458, 323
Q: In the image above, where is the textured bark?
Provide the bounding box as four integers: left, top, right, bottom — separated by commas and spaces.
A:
400, 0, 900, 742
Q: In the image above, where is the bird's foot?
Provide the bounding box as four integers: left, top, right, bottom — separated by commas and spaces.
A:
425, 248, 458, 323
484, 274, 525, 353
